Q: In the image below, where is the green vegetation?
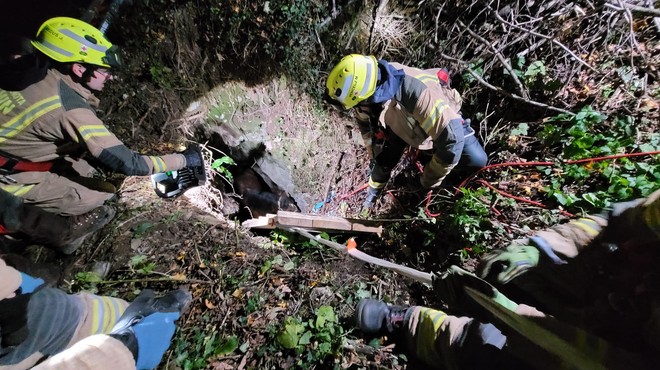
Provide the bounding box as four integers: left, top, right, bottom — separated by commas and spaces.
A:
276, 306, 345, 368
541, 107, 660, 212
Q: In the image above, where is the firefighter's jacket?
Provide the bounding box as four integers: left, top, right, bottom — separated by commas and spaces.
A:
0, 258, 134, 370
356, 62, 465, 188
356, 63, 462, 149
409, 191, 660, 369
495, 189, 660, 367
0, 69, 186, 175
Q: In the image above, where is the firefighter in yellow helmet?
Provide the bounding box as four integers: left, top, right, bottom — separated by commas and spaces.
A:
355, 190, 660, 369
326, 54, 487, 212
0, 17, 202, 217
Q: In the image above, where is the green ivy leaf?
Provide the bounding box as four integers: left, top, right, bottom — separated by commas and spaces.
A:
298, 331, 312, 345
510, 123, 529, 136
316, 306, 336, 328
277, 318, 304, 349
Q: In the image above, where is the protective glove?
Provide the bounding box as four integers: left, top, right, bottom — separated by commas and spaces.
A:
110, 289, 191, 370
433, 265, 518, 312
48, 158, 78, 177
360, 186, 383, 217
19, 272, 44, 294
181, 143, 203, 168
478, 243, 540, 284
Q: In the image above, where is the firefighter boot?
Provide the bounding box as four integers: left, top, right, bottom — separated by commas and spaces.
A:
355, 299, 411, 335
55, 206, 116, 254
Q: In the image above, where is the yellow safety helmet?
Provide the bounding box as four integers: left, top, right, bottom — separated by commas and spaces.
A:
31, 17, 122, 68
326, 54, 378, 109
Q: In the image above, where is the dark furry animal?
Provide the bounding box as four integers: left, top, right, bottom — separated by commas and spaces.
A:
233, 168, 297, 219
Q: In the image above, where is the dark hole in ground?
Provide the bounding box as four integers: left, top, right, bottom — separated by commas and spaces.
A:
205, 131, 302, 221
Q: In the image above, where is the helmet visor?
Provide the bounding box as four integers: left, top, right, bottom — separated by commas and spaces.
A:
102, 45, 123, 69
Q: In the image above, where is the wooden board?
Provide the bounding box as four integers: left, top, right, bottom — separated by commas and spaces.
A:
241, 211, 382, 235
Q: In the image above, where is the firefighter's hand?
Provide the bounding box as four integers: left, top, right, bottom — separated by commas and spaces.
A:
110, 289, 191, 370
478, 244, 540, 284
433, 266, 518, 312
181, 144, 203, 168
49, 159, 77, 176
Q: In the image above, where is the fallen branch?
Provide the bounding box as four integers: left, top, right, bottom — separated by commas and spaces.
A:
488, 5, 597, 72
457, 19, 528, 99
439, 53, 574, 115
605, 0, 660, 17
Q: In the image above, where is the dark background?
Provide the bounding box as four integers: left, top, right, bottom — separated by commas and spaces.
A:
0, 0, 92, 56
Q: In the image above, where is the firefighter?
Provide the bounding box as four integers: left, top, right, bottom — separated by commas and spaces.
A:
0, 17, 202, 216
0, 256, 189, 370
355, 189, 660, 369
325, 54, 488, 212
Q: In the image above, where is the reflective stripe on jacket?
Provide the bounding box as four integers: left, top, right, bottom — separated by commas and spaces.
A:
381, 63, 463, 149
0, 69, 185, 176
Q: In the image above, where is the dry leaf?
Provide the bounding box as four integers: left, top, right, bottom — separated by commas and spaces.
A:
176, 251, 186, 261
232, 288, 243, 298
205, 299, 217, 309
171, 272, 187, 281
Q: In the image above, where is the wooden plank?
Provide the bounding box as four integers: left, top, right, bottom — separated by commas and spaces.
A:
276, 211, 382, 234
241, 214, 276, 229
241, 211, 382, 234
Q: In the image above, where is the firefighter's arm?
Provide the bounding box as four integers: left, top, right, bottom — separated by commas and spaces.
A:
354, 104, 384, 159
600, 189, 660, 244
63, 109, 186, 176
479, 215, 607, 284
420, 118, 464, 188
33, 335, 136, 370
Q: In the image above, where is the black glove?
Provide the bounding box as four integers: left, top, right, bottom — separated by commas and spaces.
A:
48, 158, 78, 177
0, 292, 31, 347
181, 144, 203, 168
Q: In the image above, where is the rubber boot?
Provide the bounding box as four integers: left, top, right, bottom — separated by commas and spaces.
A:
355, 299, 411, 335
360, 186, 383, 218
17, 204, 115, 254
55, 206, 116, 254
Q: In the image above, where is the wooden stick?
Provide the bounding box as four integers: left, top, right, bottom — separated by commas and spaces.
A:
289, 227, 433, 285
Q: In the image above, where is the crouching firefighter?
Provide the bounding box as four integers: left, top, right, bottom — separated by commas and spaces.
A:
354, 189, 660, 369
0, 17, 203, 215
0, 256, 190, 370
325, 54, 488, 213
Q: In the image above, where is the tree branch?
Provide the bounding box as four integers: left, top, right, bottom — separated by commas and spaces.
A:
488, 5, 597, 72
440, 53, 574, 115
606, 0, 660, 17
457, 19, 528, 99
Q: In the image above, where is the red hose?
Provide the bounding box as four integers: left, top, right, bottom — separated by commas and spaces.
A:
476, 180, 575, 217
338, 150, 659, 219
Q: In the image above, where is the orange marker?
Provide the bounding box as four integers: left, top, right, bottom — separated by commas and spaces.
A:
346, 237, 357, 250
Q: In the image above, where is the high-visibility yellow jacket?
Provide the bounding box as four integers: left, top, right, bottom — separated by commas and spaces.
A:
0, 69, 185, 175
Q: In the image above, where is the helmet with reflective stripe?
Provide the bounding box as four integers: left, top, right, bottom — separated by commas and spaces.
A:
326, 54, 378, 109
31, 17, 122, 68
